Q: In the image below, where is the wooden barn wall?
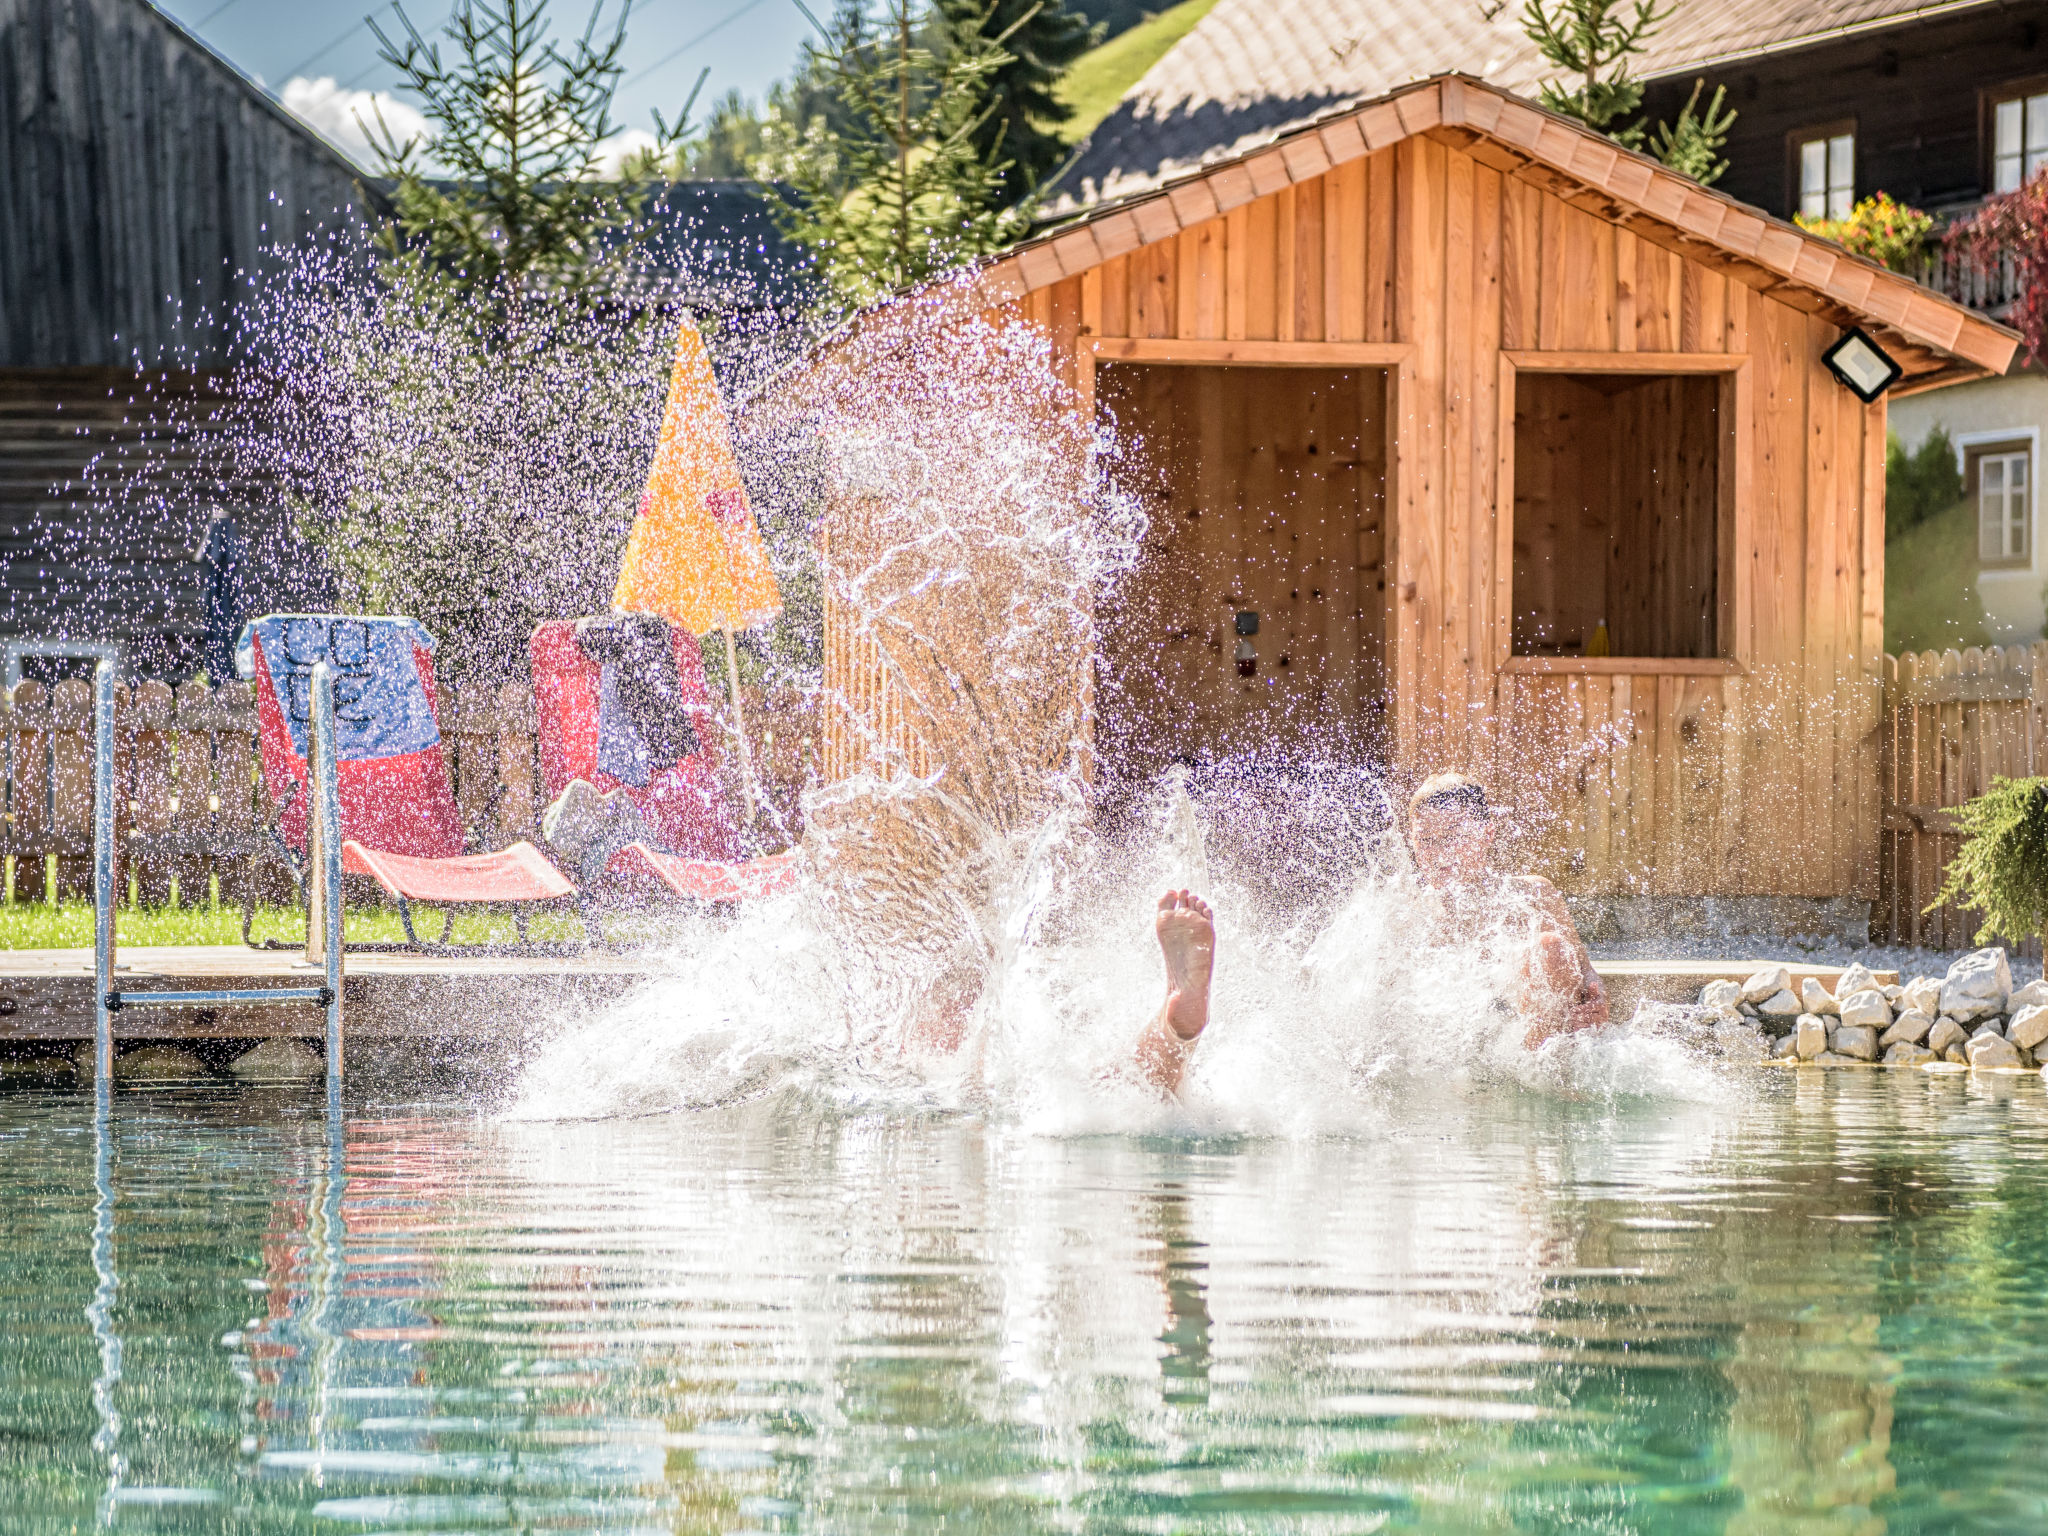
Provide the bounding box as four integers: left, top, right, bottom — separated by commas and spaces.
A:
1007, 133, 1884, 900
0, 0, 372, 368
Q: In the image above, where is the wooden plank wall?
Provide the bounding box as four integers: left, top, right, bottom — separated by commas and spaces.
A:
0, 676, 814, 907
1000, 132, 1885, 900
1093, 363, 1385, 777
1878, 644, 2048, 951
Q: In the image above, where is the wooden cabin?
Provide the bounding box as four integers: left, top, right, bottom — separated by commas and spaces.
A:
817, 75, 2018, 922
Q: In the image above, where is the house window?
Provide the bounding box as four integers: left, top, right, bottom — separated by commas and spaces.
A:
1511, 372, 1723, 660
1993, 90, 2048, 193
1970, 442, 2032, 566
1796, 128, 1855, 220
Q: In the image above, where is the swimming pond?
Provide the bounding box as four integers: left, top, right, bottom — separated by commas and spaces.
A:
2, 1072, 2046, 1533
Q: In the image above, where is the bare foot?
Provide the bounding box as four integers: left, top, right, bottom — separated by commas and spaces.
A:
1156, 889, 1215, 1042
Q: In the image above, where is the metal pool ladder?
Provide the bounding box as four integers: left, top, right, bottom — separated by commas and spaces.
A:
91, 658, 346, 1104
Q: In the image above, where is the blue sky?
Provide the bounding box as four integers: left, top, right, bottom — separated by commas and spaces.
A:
158, 0, 820, 169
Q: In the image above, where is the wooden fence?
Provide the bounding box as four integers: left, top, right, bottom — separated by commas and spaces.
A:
0, 676, 817, 908
1878, 642, 2048, 950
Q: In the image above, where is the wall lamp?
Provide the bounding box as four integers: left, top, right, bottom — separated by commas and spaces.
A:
1822, 326, 1902, 402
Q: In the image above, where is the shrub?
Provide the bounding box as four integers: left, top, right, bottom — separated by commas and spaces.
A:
1886, 426, 1963, 535
1928, 777, 2048, 948
1795, 192, 1935, 272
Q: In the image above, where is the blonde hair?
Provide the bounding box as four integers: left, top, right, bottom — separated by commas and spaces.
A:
1407, 771, 1490, 822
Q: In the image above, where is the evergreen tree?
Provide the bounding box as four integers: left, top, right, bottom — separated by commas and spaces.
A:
758, 0, 1029, 305
1648, 78, 1735, 186
1520, 0, 1671, 146
364, 0, 700, 316
939, 0, 1099, 206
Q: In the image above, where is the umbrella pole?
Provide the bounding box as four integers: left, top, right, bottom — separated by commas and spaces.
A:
722, 626, 758, 828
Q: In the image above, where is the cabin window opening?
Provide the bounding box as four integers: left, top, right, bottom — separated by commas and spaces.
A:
1510, 371, 1722, 661
1794, 126, 1855, 220
1968, 441, 2032, 566
1992, 90, 2048, 193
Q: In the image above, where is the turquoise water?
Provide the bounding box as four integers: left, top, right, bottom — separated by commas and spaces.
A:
3, 1071, 2047, 1533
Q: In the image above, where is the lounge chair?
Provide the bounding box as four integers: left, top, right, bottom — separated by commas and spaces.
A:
529, 615, 804, 905
238, 614, 585, 949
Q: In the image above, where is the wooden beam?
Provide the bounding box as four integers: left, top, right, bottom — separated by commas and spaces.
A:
1090, 337, 1416, 366
1498, 657, 1748, 675
1502, 349, 1746, 373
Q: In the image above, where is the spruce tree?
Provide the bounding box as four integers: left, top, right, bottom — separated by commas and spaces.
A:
940, 0, 1099, 206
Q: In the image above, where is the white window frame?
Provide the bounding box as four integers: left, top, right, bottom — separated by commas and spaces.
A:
1795, 128, 1855, 220
1992, 89, 2048, 194
1953, 428, 2040, 573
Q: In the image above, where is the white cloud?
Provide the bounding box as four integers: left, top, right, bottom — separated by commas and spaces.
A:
590, 128, 663, 178
282, 76, 429, 167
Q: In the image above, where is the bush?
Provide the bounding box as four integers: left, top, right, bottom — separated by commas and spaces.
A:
1795, 192, 1935, 272
1887, 426, 1963, 536
1929, 777, 2048, 948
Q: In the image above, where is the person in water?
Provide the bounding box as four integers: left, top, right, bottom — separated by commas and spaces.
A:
1135, 772, 1610, 1093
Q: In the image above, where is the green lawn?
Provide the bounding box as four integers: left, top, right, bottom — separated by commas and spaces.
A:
1055, 0, 1222, 145
1886, 497, 1996, 657
0, 900, 588, 950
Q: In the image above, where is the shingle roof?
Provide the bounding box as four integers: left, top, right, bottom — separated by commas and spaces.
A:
1050, 0, 1997, 215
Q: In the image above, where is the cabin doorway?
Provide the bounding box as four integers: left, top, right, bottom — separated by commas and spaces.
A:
1094, 363, 1390, 782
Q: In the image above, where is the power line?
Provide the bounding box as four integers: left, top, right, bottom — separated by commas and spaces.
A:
193, 0, 249, 26
622, 0, 772, 89
280, 4, 393, 82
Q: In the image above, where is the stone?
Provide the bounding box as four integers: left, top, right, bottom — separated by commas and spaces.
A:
1940, 948, 2012, 1021
1900, 976, 1943, 1017
1758, 988, 1802, 1021
1700, 979, 1743, 1010
1832, 1024, 1879, 1061
1882, 983, 1904, 1004
1968, 1032, 2024, 1069
1837, 988, 1890, 1030
1884, 1042, 1937, 1066
113, 1045, 209, 1083
1813, 1051, 1857, 1065
1800, 976, 1839, 1016
1741, 966, 1792, 1005
1795, 1014, 1828, 1060
1944, 1041, 1970, 1064
2006, 978, 2048, 1013
1739, 1002, 1760, 1020
1836, 962, 1881, 998
1928, 1017, 1968, 1056
2012, 1004, 2048, 1052
1881, 1011, 1935, 1047
229, 1039, 322, 1082
1773, 1033, 1800, 1060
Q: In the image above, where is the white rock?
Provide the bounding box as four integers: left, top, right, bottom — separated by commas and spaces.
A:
1881, 1011, 1935, 1047
1700, 979, 1743, 1010
1759, 988, 1803, 1020
1928, 1017, 1968, 1056
1813, 1051, 1857, 1065
1832, 1024, 1878, 1061
2006, 978, 2048, 1012
1972, 1021, 2007, 1040
229, 1038, 323, 1081
1941, 948, 2012, 1021
1795, 1014, 1828, 1060
1884, 1041, 1937, 1066
1837, 988, 1890, 1029
1901, 976, 1943, 1016
1800, 976, 1839, 1016
1944, 1040, 1971, 1064
1773, 1033, 1800, 1059
2009, 1004, 2048, 1052
1741, 966, 1792, 1005
1968, 1032, 2024, 1069
1882, 983, 1904, 1003
1835, 962, 1881, 998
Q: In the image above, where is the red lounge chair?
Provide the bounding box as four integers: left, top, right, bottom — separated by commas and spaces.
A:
530, 617, 804, 905
238, 614, 588, 949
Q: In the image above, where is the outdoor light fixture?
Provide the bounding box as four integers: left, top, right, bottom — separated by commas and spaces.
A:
1822, 326, 1903, 402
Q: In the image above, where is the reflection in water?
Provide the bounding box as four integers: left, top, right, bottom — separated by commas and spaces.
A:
1, 1073, 2047, 1532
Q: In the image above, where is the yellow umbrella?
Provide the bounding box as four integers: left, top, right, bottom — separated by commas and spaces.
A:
614, 313, 782, 822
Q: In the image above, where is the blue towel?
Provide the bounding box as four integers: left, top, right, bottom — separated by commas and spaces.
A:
237, 615, 441, 763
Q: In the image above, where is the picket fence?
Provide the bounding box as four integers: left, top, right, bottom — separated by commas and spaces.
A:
0, 675, 817, 908
1878, 642, 2048, 950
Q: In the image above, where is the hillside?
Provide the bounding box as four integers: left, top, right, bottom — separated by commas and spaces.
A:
1053, 0, 1221, 145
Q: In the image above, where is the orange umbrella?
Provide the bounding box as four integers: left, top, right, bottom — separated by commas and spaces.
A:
614, 314, 782, 821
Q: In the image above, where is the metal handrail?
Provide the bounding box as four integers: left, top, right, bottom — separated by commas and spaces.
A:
92, 658, 346, 1099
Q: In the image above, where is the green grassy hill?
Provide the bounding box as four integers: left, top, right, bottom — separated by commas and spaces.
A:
1054, 0, 1222, 144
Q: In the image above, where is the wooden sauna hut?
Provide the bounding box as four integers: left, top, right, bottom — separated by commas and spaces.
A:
809, 74, 2019, 930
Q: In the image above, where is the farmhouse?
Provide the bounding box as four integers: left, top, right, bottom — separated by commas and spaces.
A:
820, 74, 2018, 933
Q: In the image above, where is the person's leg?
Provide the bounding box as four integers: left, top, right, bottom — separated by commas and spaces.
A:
1520, 930, 1585, 1048
1136, 890, 1214, 1095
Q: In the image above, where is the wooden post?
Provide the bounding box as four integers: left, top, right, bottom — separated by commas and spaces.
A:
51, 677, 97, 901
495, 683, 538, 845
9, 682, 48, 905
173, 680, 218, 907
129, 680, 176, 906
453, 683, 498, 848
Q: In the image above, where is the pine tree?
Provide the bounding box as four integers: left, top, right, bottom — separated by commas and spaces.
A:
758, 0, 1029, 305
939, 0, 1099, 207
1520, 0, 1672, 147
365, 0, 700, 316
1648, 78, 1736, 186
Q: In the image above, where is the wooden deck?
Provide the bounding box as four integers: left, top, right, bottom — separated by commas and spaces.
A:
0, 949, 1890, 1044
0, 946, 660, 1043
